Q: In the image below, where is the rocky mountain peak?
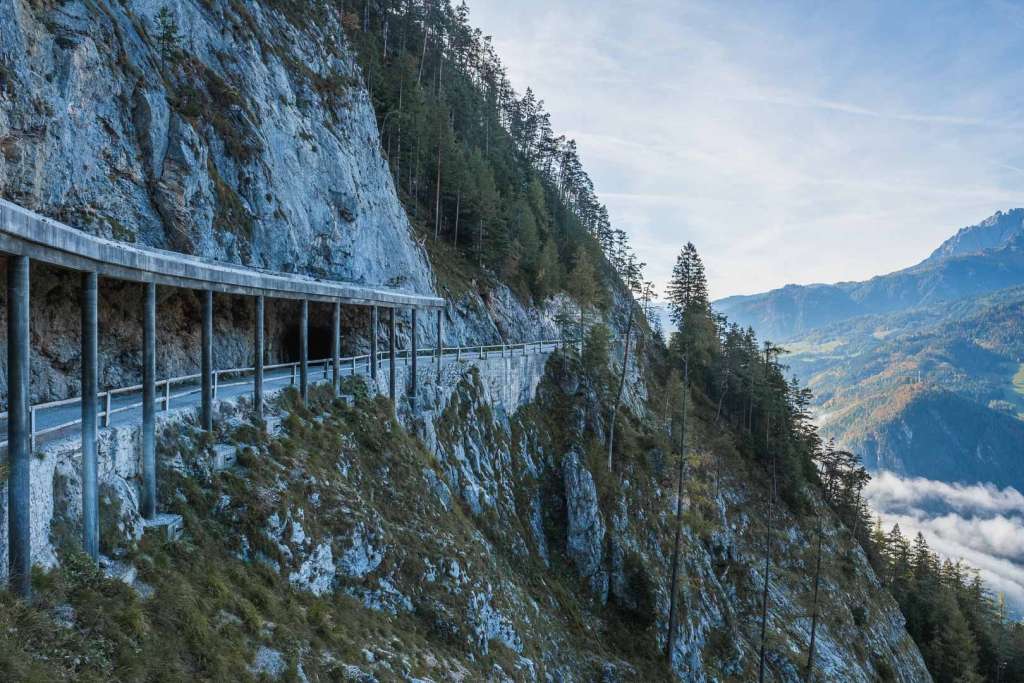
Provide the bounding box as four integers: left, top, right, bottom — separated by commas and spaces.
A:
922, 208, 1024, 266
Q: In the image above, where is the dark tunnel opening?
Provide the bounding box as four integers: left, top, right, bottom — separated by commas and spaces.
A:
282, 322, 334, 362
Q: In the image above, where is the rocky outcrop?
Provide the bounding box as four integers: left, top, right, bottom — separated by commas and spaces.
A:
562, 451, 608, 601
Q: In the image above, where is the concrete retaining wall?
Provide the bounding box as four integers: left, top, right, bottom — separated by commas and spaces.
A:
0, 350, 553, 582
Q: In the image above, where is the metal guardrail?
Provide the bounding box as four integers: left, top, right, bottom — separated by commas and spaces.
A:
1, 338, 570, 450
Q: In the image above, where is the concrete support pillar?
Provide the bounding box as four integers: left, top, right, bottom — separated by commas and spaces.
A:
332, 301, 341, 393
299, 300, 309, 403
410, 309, 418, 406
388, 307, 397, 402
201, 289, 213, 431
370, 306, 379, 381
7, 255, 30, 597
81, 271, 99, 561
254, 296, 264, 419
142, 282, 157, 519
436, 308, 442, 385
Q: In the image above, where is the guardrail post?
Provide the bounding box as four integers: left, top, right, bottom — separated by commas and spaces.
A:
8, 254, 31, 597
388, 307, 397, 402
370, 306, 379, 382
299, 299, 309, 403
142, 281, 157, 520
213, 370, 218, 399
164, 380, 171, 411
410, 309, 418, 407
457, 346, 461, 362
104, 391, 111, 428
255, 295, 264, 418
81, 271, 99, 561
332, 301, 341, 394
29, 406, 36, 453
201, 289, 214, 431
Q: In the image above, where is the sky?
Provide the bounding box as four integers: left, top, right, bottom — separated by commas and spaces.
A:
467, 0, 1024, 299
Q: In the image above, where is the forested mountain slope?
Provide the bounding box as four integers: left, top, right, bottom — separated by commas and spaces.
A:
0, 0, 973, 681
787, 286, 1024, 489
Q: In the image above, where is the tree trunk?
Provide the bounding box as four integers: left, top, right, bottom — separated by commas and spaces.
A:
747, 368, 754, 432
714, 368, 729, 426
806, 510, 824, 680
410, 133, 418, 205
417, 26, 429, 87
395, 78, 403, 182
850, 491, 863, 543
453, 190, 461, 245
433, 140, 442, 238
666, 356, 689, 663
436, 34, 445, 97
607, 305, 635, 470
757, 415, 774, 683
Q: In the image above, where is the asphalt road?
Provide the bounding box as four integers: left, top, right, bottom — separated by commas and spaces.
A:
7, 343, 561, 450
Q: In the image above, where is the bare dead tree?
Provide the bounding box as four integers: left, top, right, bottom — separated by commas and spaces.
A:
666, 355, 689, 663
606, 303, 635, 469
757, 410, 775, 683
806, 506, 824, 679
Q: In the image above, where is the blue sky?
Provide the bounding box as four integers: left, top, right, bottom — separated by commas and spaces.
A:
467, 0, 1024, 298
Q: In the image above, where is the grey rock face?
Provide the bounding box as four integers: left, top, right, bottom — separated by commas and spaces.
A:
561, 451, 608, 601
336, 522, 384, 579
249, 646, 288, 680
0, 1, 434, 293
0, 1, 440, 402
289, 541, 335, 596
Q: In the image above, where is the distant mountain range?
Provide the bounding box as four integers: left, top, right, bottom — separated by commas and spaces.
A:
716, 209, 1024, 341
714, 209, 1024, 490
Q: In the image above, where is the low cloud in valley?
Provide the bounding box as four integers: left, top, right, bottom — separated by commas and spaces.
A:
865, 471, 1024, 612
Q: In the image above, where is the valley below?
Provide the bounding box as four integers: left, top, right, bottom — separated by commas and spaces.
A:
718, 210, 1024, 616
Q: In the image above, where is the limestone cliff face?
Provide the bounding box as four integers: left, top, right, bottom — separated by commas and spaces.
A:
0, 0, 432, 292
411, 357, 930, 681
0, 0, 565, 404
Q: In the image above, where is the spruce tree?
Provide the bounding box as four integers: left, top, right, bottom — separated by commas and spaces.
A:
665, 242, 709, 328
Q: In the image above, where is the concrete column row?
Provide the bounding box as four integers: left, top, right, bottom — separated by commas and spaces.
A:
6, 260, 442, 597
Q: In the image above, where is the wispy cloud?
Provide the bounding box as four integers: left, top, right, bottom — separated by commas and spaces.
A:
467, 0, 1024, 298
728, 89, 1024, 130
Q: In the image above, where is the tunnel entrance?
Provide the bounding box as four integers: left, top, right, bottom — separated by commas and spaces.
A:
282, 322, 334, 362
